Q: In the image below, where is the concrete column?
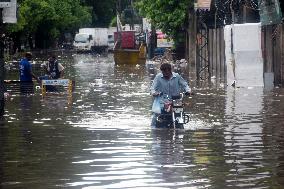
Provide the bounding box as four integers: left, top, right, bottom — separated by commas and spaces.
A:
0, 8, 4, 116
187, 8, 196, 66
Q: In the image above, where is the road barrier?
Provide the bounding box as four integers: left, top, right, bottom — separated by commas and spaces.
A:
41, 79, 74, 96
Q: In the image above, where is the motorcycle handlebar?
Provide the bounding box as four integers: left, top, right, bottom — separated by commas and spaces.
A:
152, 92, 194, 98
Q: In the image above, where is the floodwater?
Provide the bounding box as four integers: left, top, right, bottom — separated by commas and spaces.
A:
1, 52, 284, 189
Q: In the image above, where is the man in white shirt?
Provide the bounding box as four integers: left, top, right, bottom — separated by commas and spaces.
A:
151, 63, 191, 98
150, 63, 191, 128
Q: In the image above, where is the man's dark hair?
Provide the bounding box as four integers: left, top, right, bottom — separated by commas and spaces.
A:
160, 63, 172, 71
25, 52, 32, 58
49, 54, 56, 59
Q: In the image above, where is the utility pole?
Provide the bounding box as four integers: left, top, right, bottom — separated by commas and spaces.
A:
149, 24, 156, 59
230, 0, 236, 87
0, 8, 4, 116
0, 0, 17, 116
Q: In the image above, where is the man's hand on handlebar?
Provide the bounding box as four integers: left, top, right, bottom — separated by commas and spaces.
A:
152, 91, 160, 97
152, 91, 164, 97
184, 92, 191, 96
185, 91, 195, 96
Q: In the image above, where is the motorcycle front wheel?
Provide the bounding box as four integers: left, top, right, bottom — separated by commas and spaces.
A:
171, 122, 184, 129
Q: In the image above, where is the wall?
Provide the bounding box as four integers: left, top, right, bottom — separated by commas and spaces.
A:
262, 23, 284, 86
225, 23, 264, 87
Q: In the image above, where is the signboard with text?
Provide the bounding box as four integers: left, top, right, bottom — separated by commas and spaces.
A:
42, 79, 70, 86
0, 0, 11, 8
2, 0, 16, 23
156, 31, 174, 48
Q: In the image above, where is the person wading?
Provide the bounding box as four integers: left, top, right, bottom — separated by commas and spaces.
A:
150, 63, 192, 128
19, 52, 40, 94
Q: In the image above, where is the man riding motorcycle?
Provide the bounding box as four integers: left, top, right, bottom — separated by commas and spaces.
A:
150, 63, 191, 128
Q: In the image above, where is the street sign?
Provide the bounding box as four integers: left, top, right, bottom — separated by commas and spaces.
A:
42, 79, 70, 86
2, 0, 16, 23
41, 79, 74, 97
0, 0, 11, 8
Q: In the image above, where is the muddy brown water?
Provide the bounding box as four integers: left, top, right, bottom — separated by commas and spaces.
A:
1, 52, 284, 189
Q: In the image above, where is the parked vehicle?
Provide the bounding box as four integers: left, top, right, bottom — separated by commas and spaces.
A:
107, 27, 117, 52
154, 93, 190, 129
113, 30, 146, 64
73, 28, 108, 53
154, 30, 174, 56
113, 7, 146, 64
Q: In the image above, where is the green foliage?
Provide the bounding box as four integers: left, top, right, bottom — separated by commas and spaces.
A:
110, 17, 117, 27
135, 0, 193, 38
83, 0, 137, 27
83, 0, 117, 27
6, 0, 92, 48
5, 0, 144, 49
121, 7, 142, 26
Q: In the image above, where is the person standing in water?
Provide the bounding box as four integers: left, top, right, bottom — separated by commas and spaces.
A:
19, 52, 40, 94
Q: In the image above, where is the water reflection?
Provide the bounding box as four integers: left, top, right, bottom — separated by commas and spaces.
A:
262, 88, 284, 187
224, 87, 266, 188
1, 53, 284, 188
149, 129, 195, 188
69, 55, 152, 130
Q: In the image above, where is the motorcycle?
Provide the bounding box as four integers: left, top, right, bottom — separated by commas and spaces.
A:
153, 93, 190, 129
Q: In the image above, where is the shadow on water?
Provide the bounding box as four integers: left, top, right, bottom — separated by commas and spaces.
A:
1, 52, 284, 188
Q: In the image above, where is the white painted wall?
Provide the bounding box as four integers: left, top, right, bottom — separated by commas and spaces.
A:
224, 23, 263, 87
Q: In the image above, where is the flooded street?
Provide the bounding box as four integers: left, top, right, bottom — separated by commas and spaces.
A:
1, 53, 284, 189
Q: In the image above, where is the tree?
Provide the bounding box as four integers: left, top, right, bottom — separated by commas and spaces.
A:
135, 0, 193, 38
5, 0, 142, 50
83, 0, 116, 27
83, 0, 134, 27
6, 0, 92, 49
